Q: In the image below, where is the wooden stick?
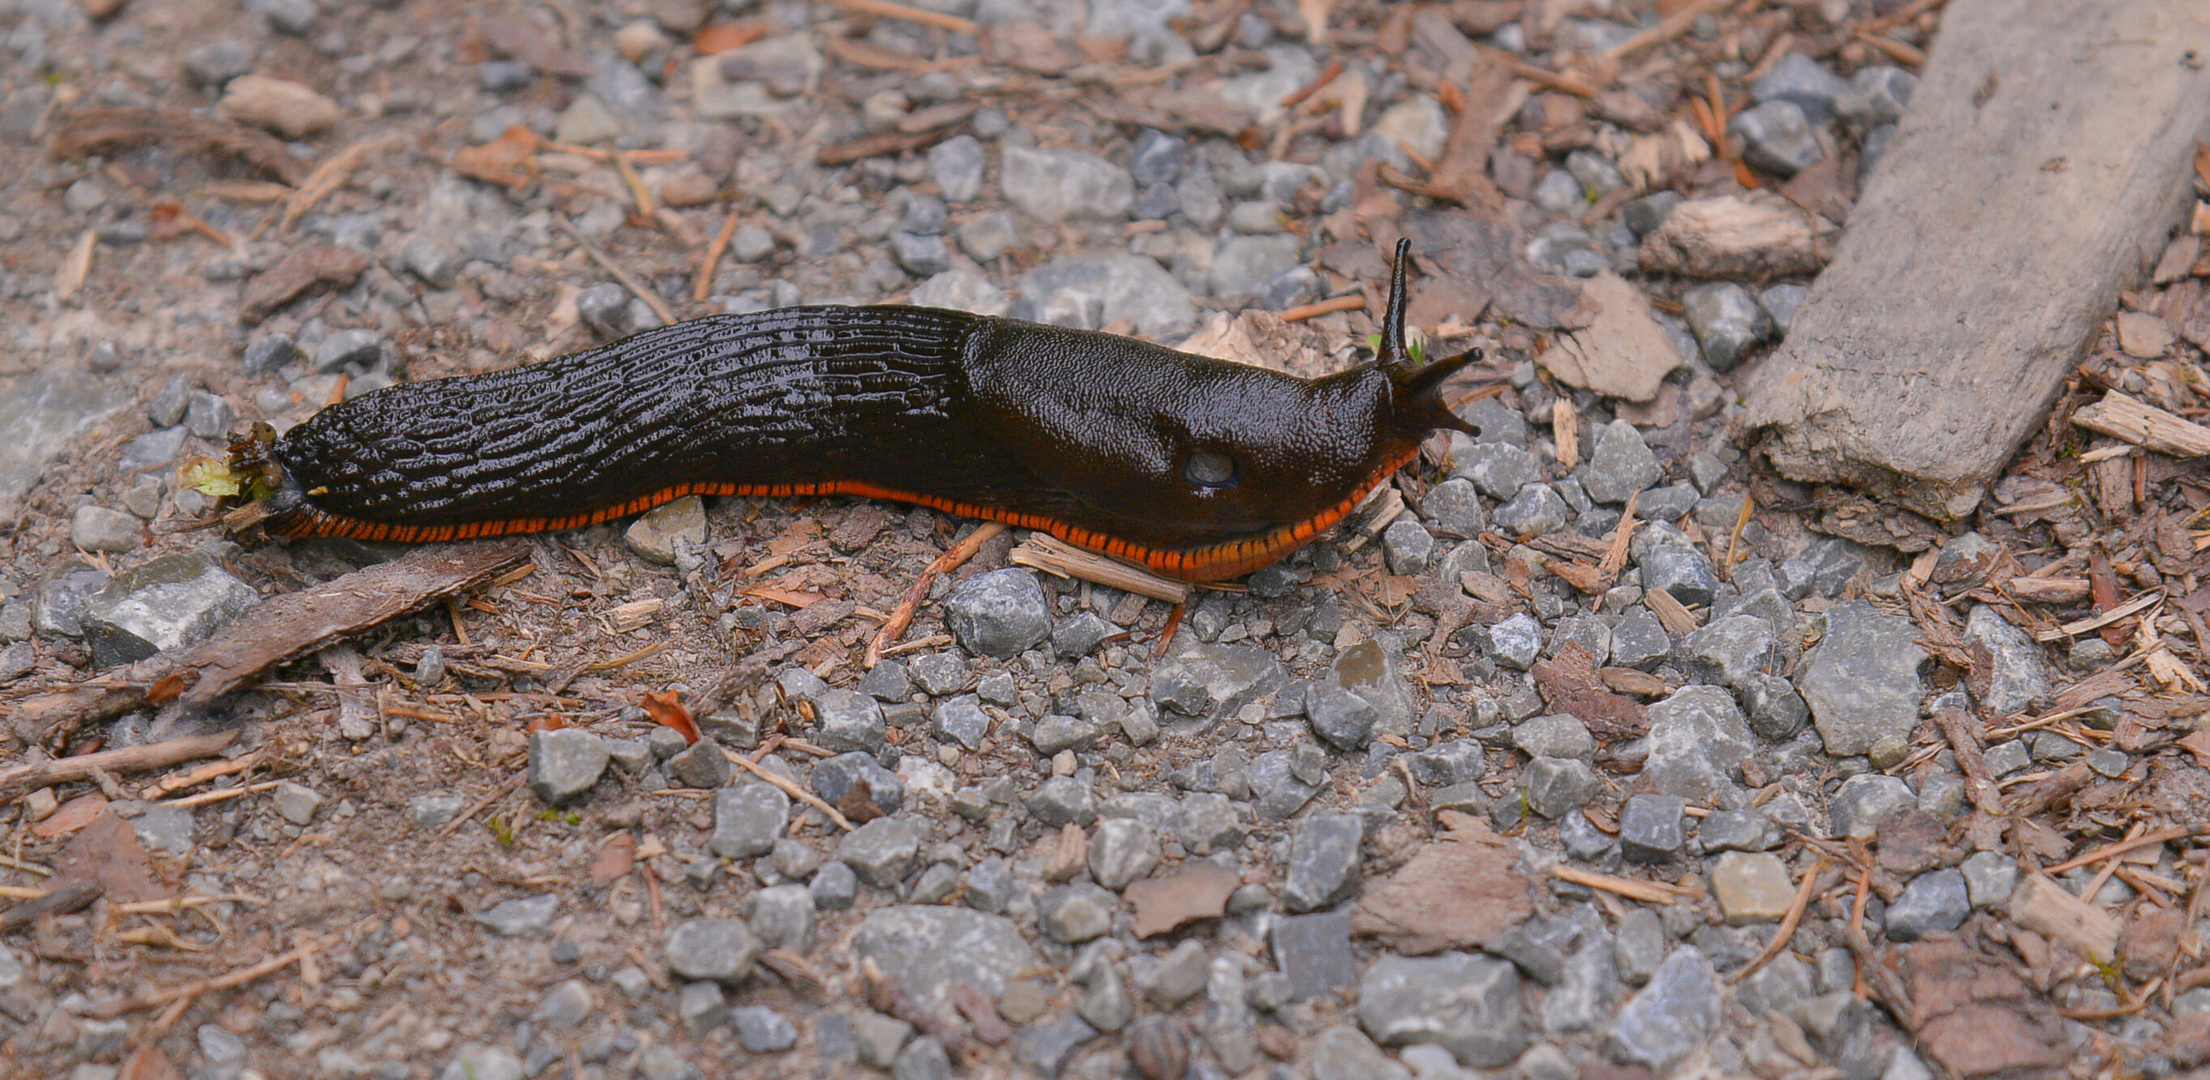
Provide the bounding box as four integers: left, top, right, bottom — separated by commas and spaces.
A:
1735, 859, 1831, 981
2035, 590, 2161, 642
1277, 294, 1366, 322
694, 209, 741, 303
159, 780, 280, 809
0, 732, 236, 801
1551, 864, 1692, 904
866, 521, 1008, 668
1599, 491, 1638, 579
2072, 391, 2210, 458
1604, 0, 1730, 60
1552, 395, 1580, 471
612, 151, 657, 223
1645, 585, 1700, 634
1009, 533, 1190, 604
1724, 487, 1754, 570
723, 748, 853, 831
827, 0, 977, 34
1933, 708, 2005, 816
1852, 30, 1927, 67
141, 752, 260, 800
90, 938, 321, 1017
1278, 59, 1345, 109
554, 213, 676, 327
2043, 825, 2204, 876
434, 774, 524, 840
282, 136, 391, 232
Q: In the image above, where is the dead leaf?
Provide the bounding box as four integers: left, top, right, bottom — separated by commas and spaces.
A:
639, 690, 700, 745
1388, 210, 1593, 331
1538, 272, 1678, 402
33, 793, 110, 839
1126, 861, 1240, 938
55, 809, 164, 904
120, 1046, 184, 1080
451, 126, 544, 188
1352, 811, 1530, 952
694, 20, 772, 54
1531, 641, 1648, 739
589, 833, 636, 885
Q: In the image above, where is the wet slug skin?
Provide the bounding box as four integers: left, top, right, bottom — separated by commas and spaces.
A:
259, 239, 1481, 581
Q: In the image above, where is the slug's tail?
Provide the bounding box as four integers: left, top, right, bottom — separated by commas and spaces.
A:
1378, 237, 1483, 439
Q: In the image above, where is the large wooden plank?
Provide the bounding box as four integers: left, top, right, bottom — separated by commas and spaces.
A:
1744, 0, 2210, 521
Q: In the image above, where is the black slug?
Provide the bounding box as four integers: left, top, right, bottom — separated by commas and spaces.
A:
259, 239, 1480, 581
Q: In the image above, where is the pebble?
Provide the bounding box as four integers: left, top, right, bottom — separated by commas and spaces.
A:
958, 212, 1020, 263
677, 982, 724, 1036
624, 496, 707, 566
854, 1013, 914, 1070
1026, 775, 1097, 826
1622, 191, 1682, 237
1697, 809, 1778, 852
1088, 818, 1161, 890
1884, 868, 1972, 941
665, 737, 730, 788
1961, 851, 2019, 907
477, 894, 559, 937
220, 75, 341, 138
79, 553, 258, 666
709, 781, 789, 858
1514, 715, 1595, 760
1730, 99, 1823, 177
1603, 946, 1719, 1069
1282, 811, 1363, 912
1013, 1013, 1101, 1076
1618, 794, 1686, 863
664, 917, 761, 983
1758, 283, 1808, 334
1492, 483, 1571, 538
925, 135, 986, 203
1828, 773, 1915, 839
810, 861, 859, 909
1453, 442, 1542, 500
1710, 852, 1795, 923
528, 729, 609, 806
313, 328, 384, 372
1423, 477, 1486, 536
1523, 756, 1600, 819
1838, 66, 1916, 129
1208, 233, 1303, 304
838, 817, 921, 887
1312, 1025, 1412, 1080
1750, 52, 1850, 124
854, 906, 1036, 1008
1797, 601, 1927, 756
1356, 952, 1527, 1067
1680, 282, 1771, 372
730, 1007, 798, 1053
440, 1046, 524, 1080
1963, 604, 2051, 715
1000, 145, 1133, 222
71, 506, 140, 553
1681, 615, 1776, 689
1176, 792, 1247, 853
183, 38, 256, 87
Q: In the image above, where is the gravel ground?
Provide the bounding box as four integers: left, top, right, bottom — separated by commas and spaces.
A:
2, 0, 2208, 1078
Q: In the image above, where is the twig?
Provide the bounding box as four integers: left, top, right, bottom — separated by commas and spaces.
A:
1725, 487, 1754, 571
1735, 859, 1831, 981
723, 749, 853, 831
2043, 825, 2205, 876
89, 937, 321, 1017
612, 151, 656, 223
827, 0, 977, 34
1551, 864, 1694, 904
554, 213, 676, 327
1277, 294, 1366, 322
1278, 59, 1345, 109
282, 136, 391, 232
0, 732, 237, 801
159, 780, 280, 809
1599, 491, 1639, 579
1603, 0, 1730, 60
2034, 591, 2161, 643
141, 751, 260, 800
434, 774, 524, 840
694, 209, 741, 303
1933, 708, 2005, 816
585, 640, 673, 672
1009, 533, 1190, 604
867, 521, 1009, 668
1851, 30, 1927, 67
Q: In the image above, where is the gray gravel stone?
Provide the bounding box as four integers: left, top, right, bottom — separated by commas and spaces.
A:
1638, 542, 1720, 607
730, 1006, 798, 1053
664, 917, 760, 983
1680, 282, 1771, 372
1610, 609, 1673, 670
1382, 518, 1435, 575
814, 689, 889, 754
1515, 714, 1596, 760
854, 1012, 913, 1069
1013, 1013, 1100, 1076
943, 569, 1052, 658
1543, 940, 1623, 1034
273, 780, 323, 825
1208, 233, 1302, 303
1524, 756, 1600, 819
1641, 686, 1757, 805
1312, 1025, 1411, 1080
1490, 613, 1545, 671
1282, 811, 1363, 912
1584, 421, 1662, 504
1050, 611, 1116, 659
910, 652, 970, 696
932, 694, 990, 750
1177, 792, 1247, 853
1272, 909, 1356, 1001
1884, 869, 1970, 941
70, 505, 140, 553
1357, 952, 1528, 1067
440, 1046, 525, 1080
810, 861, 859, 910
1614, 909, 1666, 986
79, 553, 257, 666
1027, 775, 1098, 827
131, 805, 193, 856
1698, 809, 1778, 852
1000, 144, 1132, 221
1963, 605, 2050, 714
1681, 615, 1775, 690
1028, 714, 1097, 756
927, 135, 985, 202
1741, 672, 1810, 740
665, 737, 730, 789
1751, 52, 1849, 124
1829, 774, 1915, 840
477, 894, 559, 937
1837, 66, 1916, 129
1149, 639, 1286, 728
1619, 794, 1686, 863
1759, 283, 1809, 334
812, 752, 904, 818
839, 818, 922, 887
1798, 601, 1928, 756
1246, 748, 1325, 820
625, 496, 706, 565
1088, 818, 1160, 890
1011, 251, 1197, 338
908, 269, 1009, 316
1405, 739, 1486, 787
1779, 537, 1869, 599
1605, 946, 1719, 1069
747, 883, 815, 952
892, 1037, 951, 1080
1454, 442, 1543, 500
184, 392, 235, 439
313, 328, 385, 372
1961, 851, 2019, 907
1622, 191, 1683, 237
528, 729, 609, 806
1730, 99, 1823, 176
1039, 882, 1116, 943
710, 781, 789, 858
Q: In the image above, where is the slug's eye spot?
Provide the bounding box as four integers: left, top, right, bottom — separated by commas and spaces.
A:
1184, 450, 1236, 488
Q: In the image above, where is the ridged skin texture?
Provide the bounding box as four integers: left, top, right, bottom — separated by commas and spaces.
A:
272, 306, 1444, 571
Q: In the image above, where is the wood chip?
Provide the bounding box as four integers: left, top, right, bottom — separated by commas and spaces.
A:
52, 229, 96, 302
237, 245, 372, 325
1353, 812, 1531, 951
2006, 872, 2119, 963
2072, 391, 2210, 458
1009, 533, 1189, 604
1126, 861, 1240, 938
1645, 585, 1701, 634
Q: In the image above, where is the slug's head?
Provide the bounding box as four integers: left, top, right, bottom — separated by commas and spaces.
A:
1375, 237, 1482, 447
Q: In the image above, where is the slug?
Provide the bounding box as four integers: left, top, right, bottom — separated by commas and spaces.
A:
257, 239, 1481, 581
